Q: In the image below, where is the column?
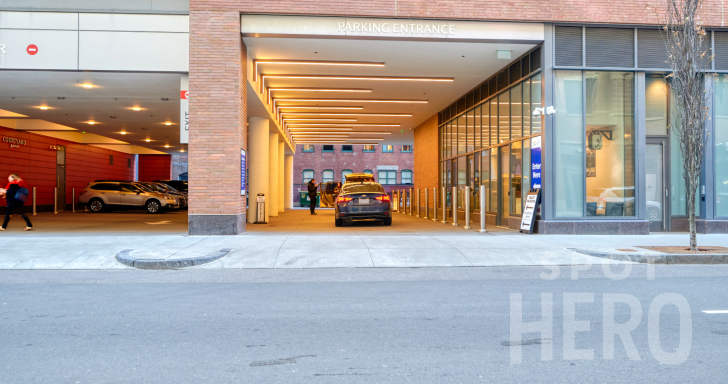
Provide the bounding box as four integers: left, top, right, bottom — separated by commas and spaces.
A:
278, 141, 285, 213
248, 117, 270, 223
188, 11, 247, 235
284, 153, 294, 209
269, 132, 280, 217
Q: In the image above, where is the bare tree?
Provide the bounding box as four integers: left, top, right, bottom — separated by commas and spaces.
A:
662, 0, 712, 251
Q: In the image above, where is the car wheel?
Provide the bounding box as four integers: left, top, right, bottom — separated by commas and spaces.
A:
89, 198, 104, 213
146, 200, 161, 214
383, 217, 392, 226
335, 218, 343, 227
647, 207, 660, 221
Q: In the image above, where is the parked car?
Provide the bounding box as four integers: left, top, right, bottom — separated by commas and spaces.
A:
155, 180, 188, 193
334, 182, 392, 227
135, 182, 187, 210
79, 181, 178, 214
344, 173, 375, 185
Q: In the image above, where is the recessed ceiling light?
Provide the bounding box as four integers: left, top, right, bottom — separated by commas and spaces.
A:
145, 139, 151, 142
164, 122, 172, 126
120, 131, 127, 135
39, 106, 48, 110
82, 84, 93, 89
88, 121, 96, 125
132, 107, 141, 111
164, 145, 170, 148
180, 149, 185, 152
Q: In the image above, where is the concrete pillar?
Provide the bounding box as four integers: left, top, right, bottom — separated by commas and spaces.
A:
284, 154, 294, 209
278, 141, 285, 212
248, 118, 270, 224
269, 132, 280, 217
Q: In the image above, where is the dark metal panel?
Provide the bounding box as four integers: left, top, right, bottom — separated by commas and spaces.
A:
716, 32, 728, 70
585, 27, 634, 68
555, 26, 583, 67
638, 29, 669, 69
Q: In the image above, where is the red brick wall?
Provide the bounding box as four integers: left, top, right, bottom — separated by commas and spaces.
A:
191, 0, 725, 27
292, 144, 414, 199
413, 114, 439, 207
0, 126, 134, 208
188, 11, 247, 216
138, 155, 172, 182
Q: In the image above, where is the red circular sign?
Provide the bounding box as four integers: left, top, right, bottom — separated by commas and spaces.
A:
26, 44, 38, 55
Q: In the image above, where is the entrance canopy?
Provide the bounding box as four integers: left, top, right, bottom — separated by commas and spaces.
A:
242, 15, 544, 146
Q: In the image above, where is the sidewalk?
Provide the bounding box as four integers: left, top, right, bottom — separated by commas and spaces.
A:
1, 209, 727, 270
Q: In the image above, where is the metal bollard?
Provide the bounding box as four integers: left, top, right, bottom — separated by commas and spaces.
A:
432, 187, 438, 221
72, 188, 75, 213
32, 187, 37, 215
441, 187, 447, 224
480, 185, 487, 233
451, 186, 458, 227
401, 189, 405, 213
416, 188, 420, 217
424, 188, 429, 220
54, 187, 58, 214
464, 186, 471, 230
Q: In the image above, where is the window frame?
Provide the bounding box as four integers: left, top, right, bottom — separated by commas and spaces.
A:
341, 145, 353, 153
401, 145, 413, 152
303, 169, 315, 183
322, 169, 334, 183
341, 169, 353, 182
401, 169, 413, 184
302, 144, 315, 153
378, 170, 397, 185
363, 145, 375, 153
322, 145, 334, 153
382, 145, 393, 153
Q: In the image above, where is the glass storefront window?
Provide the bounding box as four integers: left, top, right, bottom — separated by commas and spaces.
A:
523, 79, 531, 136
481, 102, 490, 148
499, 92, 510, 143
466, 109, 475, 153
490, 148, 498, 212
645, 76, 669, 136
474, 106, 482, 150
554, 70, 585, 217
457, 156, 467, 208
716, 74, 728, 217
490, 99, 498, 146
511, 83, 523, 141
482, 150, 490, 212
450, 122, 456, 158
532, 73, 542, 134
522, 139, 531, 211
510, 141, 523, 214
457, 115, 466, 155
585, 71, 635, 217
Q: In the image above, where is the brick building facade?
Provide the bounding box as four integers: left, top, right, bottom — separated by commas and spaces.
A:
293, 144, 414, 204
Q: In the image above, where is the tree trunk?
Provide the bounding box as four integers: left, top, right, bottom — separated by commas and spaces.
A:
687, 182, 697, 251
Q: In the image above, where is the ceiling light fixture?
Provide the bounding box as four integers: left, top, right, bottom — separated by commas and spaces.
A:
288, 123, 401, 127
164, 122, 172, 126
283, 118, 358, 122
288, 127, 354, 131
282, 113, 412, 117
87, 121, 96, 125
260, 74, 453, 93
120, 131, 127, 135
132, 107, 141, 111
164, 145, 170, 148
254, 60, 385, 81
39, 106, 48, 110
82, 84, 94, 89
267, 87, 372, 104
145, 139, 151, 142
274, 98, 427, 105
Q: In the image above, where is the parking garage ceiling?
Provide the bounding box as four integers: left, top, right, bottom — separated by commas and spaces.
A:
243, 37, 537, 145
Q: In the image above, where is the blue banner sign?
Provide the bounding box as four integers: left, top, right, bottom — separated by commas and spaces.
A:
241, 149, 246, 196
531, 136, 542, 189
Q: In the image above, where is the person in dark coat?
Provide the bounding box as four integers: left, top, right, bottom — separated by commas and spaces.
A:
0, 173, 33, 231
307, 178, 319, 215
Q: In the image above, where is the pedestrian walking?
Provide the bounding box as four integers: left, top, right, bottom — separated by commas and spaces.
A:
0, 173, 33, 231
307, 178, 319, 215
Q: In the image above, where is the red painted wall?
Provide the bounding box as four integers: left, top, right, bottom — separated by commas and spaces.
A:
138, 155, 171, 182
0, 126, 135, 208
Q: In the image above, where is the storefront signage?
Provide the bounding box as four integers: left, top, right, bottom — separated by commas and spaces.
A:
531, 136, 542, 189
0, 44, 6, 54
3, 136, 26, 148
338, 22, 455, 35
180, 75, 189, 144
49, 144, 62, 151
240, 149, 247, 196
26, 44, 38, 55
520, 189, 540, 234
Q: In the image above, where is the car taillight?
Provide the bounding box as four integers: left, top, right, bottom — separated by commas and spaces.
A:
376, 195, 390, 202
338, 196, 353, 203
80, 190, 87, 195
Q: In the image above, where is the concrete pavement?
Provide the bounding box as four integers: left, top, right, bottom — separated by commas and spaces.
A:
2, 208, 728, 269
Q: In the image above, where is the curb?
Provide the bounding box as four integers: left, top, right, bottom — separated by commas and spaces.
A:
115, 249, 232, 270
569, 248, 728, 265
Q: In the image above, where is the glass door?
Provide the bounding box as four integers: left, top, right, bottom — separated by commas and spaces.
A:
646, 138, 669, 231
498, 146, 510, 226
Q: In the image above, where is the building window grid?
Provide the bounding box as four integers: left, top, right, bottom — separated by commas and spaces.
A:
378, 170, 397, 185
322, 169, 334, 183
401, 170, 413, 184
401, 145, 413, 152
302, 144, 315, 152
303, 169, 314, 183
382, 145, 394, 153
363, 145, 375, 152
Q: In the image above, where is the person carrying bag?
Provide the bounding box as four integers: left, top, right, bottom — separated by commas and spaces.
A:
0, 173, 34, 231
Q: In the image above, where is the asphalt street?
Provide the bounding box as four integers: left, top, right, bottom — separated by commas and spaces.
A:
2, 265, 728, 383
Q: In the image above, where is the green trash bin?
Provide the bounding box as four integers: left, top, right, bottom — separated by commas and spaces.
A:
299, 191, 321, 207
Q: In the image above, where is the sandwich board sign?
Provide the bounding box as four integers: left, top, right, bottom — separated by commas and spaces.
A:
519, 189, 540, 234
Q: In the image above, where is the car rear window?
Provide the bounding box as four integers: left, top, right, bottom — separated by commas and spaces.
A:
343, 184, 385, 194
90, 183, 120, 191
